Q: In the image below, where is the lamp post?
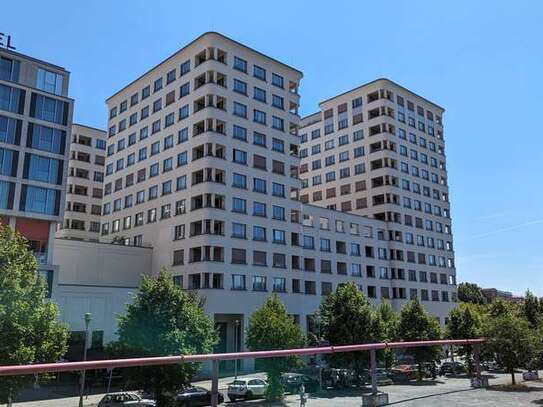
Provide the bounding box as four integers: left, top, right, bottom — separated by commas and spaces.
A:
234, 320, 240, 379
78, 313, 92, 407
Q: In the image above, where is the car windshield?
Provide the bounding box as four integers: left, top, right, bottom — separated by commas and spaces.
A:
232, 380, 246, 385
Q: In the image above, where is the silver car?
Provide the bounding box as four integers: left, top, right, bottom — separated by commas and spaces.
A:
97, 392, 156, 406
227, 378, 267, 402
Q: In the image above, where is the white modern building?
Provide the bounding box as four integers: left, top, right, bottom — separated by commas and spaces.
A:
56, 123, 106, 241
92, 32, 457, 364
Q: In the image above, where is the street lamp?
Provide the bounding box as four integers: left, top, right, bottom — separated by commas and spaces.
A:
78, 313, 92, 407
234, 320, 240, 379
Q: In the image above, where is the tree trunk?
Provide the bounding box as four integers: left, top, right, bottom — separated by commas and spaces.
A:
511, 369, 516, 385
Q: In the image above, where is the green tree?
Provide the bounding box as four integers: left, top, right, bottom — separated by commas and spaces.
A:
457, 282, 485, 305
446, 303, 483, 375
484, 309, 536, 384
112, 270, 218, 406
397, 298, 441, 379
521, 290, 543, 329
319, 282, 383, 375
0, 226, 68, 405
246, 295, 305, 401
377, 300, 398, 369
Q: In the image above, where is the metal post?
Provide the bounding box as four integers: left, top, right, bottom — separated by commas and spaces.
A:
473, 344, 481, 378
78, 313, 92, 407
450, 344, 455, 377
234, 320, 240, 379
370, 349, 377, 395
211, 360, 219, 407
106, 368, 113, 396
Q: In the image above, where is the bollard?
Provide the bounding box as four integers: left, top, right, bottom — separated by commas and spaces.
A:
211, 360, 219, 407
370, 349, 377, 395
473, 343, 481, 378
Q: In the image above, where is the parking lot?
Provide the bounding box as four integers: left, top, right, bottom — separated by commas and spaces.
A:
11, 370, 543, 406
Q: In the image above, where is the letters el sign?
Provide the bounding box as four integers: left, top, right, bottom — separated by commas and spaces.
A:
0, 33, 16, 50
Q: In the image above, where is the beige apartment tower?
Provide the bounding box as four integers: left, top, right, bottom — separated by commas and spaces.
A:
56, 123, 106, 241
98, 32, 456, 362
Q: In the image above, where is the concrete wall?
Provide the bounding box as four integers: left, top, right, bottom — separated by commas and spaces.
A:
51, 238, 152, 343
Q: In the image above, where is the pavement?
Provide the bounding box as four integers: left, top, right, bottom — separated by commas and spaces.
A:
9, 371, 543, 406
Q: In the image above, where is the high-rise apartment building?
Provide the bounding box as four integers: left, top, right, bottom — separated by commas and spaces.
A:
0, 46, 73, 291
99, 32, 456, 359
56, 123, 106, 241
299, 78, 456, 303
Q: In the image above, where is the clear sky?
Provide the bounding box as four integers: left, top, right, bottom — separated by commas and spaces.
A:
5, 0, 543, 295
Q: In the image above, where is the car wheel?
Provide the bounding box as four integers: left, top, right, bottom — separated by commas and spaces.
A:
245, 390, 253, 400
228, 396, 236, 402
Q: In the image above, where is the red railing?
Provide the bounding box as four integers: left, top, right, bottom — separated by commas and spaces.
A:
0, 338, 484, 376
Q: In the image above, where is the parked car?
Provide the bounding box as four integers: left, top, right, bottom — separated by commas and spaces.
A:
174, 386, 224, 406
390, 364, 418, 382
374, 368, 394, 386
281, 373, 320, 393
439, 362, 466, 375
97, 392, 156, 406
227, 378, 267, 402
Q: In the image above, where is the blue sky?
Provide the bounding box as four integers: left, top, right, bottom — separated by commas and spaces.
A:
5, 1, 543, 295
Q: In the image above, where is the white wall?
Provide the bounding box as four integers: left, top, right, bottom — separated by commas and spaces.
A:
51, 238, 152, 344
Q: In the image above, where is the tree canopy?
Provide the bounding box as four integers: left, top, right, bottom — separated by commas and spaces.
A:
0, 226, 68, 404
457, 282, 486, 305
112, 270, 218, 407
319, 282, 384, 374
446, 302, 483, 375
246, 295, 305, 400
397, 298, 441, 377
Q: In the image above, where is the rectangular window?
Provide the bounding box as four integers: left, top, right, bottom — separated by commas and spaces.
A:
19, 184, 59, 215
36, 68, 63, 95
30, 93, 68, 125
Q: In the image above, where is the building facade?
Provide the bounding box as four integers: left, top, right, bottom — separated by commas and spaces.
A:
56, 123, 106, 241
299, 78, 456, 308
0, 47, 73, 289
98, 32, 457, 363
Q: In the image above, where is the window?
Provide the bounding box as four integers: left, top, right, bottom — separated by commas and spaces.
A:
253, 226, 267, 241
233, 102, 247, 118
154, 77, 163, 92
233, 57, 247, 73
232, 223, 246, 239
252, 276, 267, 291
233, 125, 247, 141
30, 94, 67, 125
24, 154, 61, 184
254, 131, 266, 147
253, 109, 266, 124
273, 277, 286, 292
272, 116, 284, 131
233, 79, 247, 95
253, 87, 266, 103
232, 197, 246, 213
231, 248, 247, 264
253, 65, 266, 81
253, 178, 266, 193
272, 94, 284, 109
233, 149, 247, 165
272, 205, 285, 221
166, 69, 176, 84
36, 68, 63, 95
253, 201, 267, 217
232, 274, 246, 290
272, 138, 284, 153
26, 123, 65, 154
19, 185, 59, 215
272, 73, 284, 88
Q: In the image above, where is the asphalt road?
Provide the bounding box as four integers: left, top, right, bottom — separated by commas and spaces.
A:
10, 371, 543, 406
